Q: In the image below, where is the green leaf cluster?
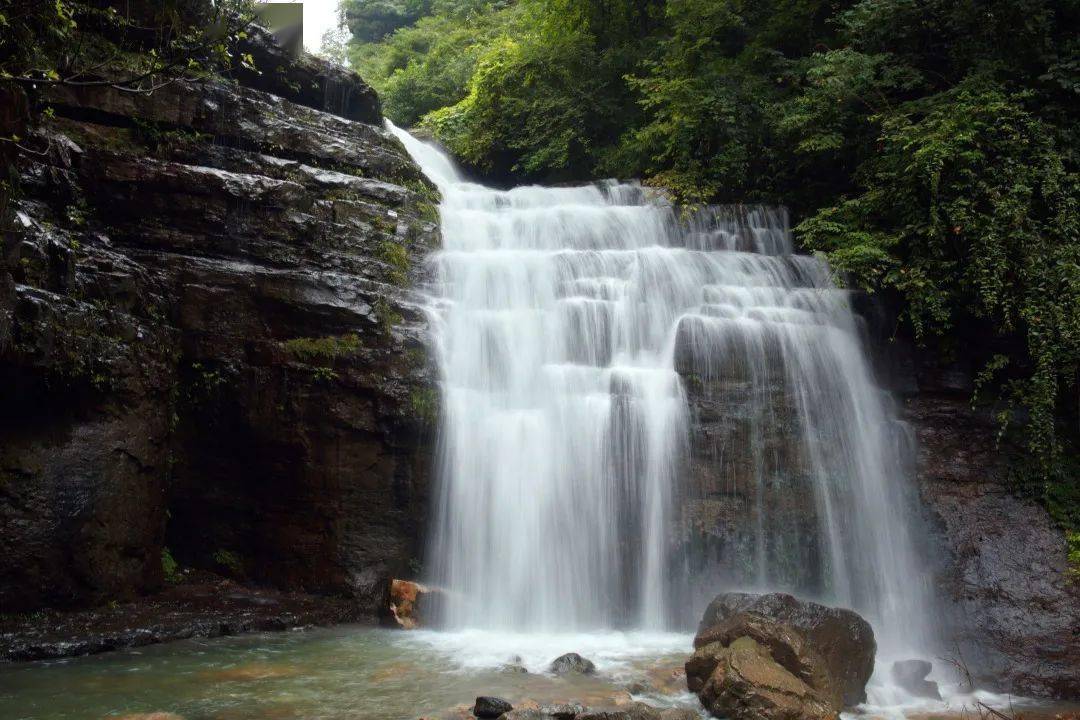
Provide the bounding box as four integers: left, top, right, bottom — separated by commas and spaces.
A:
0, 0, 256, 93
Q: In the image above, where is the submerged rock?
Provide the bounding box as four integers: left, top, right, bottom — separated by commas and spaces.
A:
200, 662, 299, 682
697, 592, 875, 707
499, 656, 529, 673
656, 712, 698, 720
500, 711, 547, 720
891, 659, 941, 700
473, 696, 513, 718
539, 702, 587, 719
550, 653, 597, 675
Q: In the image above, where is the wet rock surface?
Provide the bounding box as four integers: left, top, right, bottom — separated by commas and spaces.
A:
0, 576, 358, 662
0, 21, 439, 655
693, 612, 835, 706
466, 701, 696, 720
676, 369, 829, 609
550, 653, 598, 675
474, 696, 514, 718
691, 636, 836, 720
908, 394, 1080, 699
696, 592, 875, 707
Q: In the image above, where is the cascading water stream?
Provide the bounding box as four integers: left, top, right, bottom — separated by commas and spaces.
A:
388, 122, 932, 657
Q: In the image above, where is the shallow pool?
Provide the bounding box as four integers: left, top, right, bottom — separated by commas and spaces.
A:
2, 626, 1075, 720
0, 626, 698, 720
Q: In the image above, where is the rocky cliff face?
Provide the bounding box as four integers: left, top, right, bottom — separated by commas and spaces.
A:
0, 39, 438, 617
907, 393, 1080, 700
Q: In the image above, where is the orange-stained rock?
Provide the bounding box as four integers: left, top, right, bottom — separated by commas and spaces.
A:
386, 579, 430, 629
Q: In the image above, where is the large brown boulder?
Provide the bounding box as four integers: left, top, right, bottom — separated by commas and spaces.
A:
692, 636, 837, 720
697, 593, 876, 707
694, 612, 836, 706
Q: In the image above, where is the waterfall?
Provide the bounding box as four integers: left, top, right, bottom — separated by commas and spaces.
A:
388, 122, 932, 653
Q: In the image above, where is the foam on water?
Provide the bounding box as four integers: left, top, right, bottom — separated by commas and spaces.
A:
396, 629, 694, 676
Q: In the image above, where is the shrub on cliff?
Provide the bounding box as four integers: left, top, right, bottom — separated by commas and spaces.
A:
0, 1, 258, 94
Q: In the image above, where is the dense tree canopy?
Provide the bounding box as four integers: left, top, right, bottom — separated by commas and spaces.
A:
349, 0, 1080, 518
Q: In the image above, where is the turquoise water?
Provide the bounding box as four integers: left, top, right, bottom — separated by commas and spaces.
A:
0, 626, 697, 720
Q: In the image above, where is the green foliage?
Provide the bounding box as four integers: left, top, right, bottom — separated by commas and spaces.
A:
1068, 532, 1080, 578
796, 75, 1080, 474
374, 298, 404, 336
343, 0, 433, 44
185, 360, 229, 410
352, 0, 646, 180
0, 1, 256, 95
351, 1, 518, 128
283, 333, 360, 363
352, 0, 1080, 480
379, 240, 411, 285
409, 386, 439, 424
161, 547, 181, 584
212, 549, 243, 576
1007, 451, 1080, 533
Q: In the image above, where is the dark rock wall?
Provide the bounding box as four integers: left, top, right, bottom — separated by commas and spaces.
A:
0, 48, 439, 615
908, 393, 1079, 699
864, 297, 1078, 699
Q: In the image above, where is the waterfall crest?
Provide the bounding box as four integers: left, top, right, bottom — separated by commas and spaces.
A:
388, 121, 931, 653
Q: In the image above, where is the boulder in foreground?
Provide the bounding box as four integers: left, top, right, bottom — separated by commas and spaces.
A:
691, 636, 837, 720
697, 592, 875, 707
688, 592, 876, 720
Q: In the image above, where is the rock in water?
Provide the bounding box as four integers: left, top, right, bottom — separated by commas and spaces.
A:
891, 659, 942, 700
577, 703, 696, 720
550, 652, 597, 675
384, 579, 431, 629
473, 696, 513, 718
693, 612, 836, 705
692, 637, 837, 720
697, 592, 875, 706
540, 703, 587, 719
